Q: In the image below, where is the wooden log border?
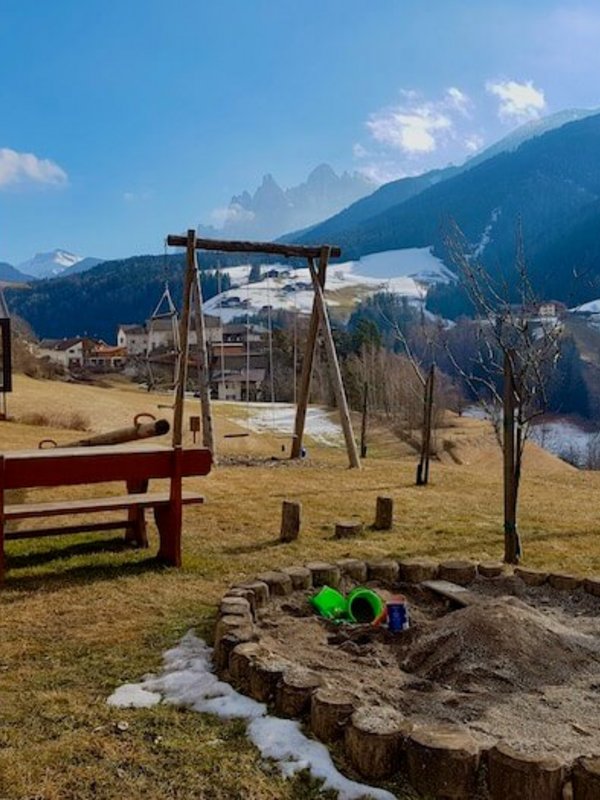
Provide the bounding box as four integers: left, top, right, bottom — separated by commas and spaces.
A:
212, 557, 600, 799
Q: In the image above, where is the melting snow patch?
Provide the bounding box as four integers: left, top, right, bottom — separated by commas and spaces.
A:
107, 631, 396, 800
235, 402, 344, 445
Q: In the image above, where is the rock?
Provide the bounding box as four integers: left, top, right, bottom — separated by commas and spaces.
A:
439, 560, 477, 586
406, 725, 480, 799
487, 742, 566, 800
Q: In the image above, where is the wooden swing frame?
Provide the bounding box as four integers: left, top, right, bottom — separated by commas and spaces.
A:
166, 231, 361, 469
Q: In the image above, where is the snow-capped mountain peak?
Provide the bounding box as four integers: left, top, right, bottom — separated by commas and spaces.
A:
17, 249, 83, 279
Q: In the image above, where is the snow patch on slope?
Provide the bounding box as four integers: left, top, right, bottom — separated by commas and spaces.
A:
107, 631, 396, 800
204, 247, 451, 322
230, 402, 343, 445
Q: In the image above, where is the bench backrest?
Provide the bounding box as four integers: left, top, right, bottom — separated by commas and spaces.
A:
0, 445, 212, 490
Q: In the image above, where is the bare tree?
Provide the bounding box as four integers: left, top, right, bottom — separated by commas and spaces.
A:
444, 220, 562, 563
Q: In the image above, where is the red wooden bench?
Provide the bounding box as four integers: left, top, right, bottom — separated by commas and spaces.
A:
0, 444, 212, 581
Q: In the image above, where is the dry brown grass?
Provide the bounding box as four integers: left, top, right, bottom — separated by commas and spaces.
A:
0, 375, 599, 798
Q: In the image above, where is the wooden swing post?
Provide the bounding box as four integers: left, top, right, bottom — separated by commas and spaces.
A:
172, 230, 196, 447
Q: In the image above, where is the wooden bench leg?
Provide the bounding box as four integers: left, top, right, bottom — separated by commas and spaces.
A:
154, 505, 181, 567
126, 479, 148, 548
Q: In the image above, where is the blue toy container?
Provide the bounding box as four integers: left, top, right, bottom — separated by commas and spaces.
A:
386, 597, 409, 632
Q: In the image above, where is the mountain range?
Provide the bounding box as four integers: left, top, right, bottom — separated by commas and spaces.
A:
14, 250, 104, 280
198, 164, 374, 241
7, 108, 600, 338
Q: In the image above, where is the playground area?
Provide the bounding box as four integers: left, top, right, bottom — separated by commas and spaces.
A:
1, 373, 600, 798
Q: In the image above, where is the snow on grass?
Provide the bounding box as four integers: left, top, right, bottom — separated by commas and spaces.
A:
233, 402, 343, 445
107, 631, 396, 800
205, 247, 452, 322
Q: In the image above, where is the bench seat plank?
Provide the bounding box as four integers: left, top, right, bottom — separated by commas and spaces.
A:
5, 490, 204, 520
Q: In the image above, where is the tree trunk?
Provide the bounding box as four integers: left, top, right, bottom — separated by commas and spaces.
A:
503, 353, 522, 564
416, 365, 435, 486
360, 381, 368, 458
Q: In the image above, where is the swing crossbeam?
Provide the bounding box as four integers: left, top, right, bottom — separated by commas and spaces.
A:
166, 235, 341, 260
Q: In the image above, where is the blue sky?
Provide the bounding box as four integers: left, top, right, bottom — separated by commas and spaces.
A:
2, 0, 600, 265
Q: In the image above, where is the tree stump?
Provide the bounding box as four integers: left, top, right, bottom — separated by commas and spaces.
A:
227, 587, 258, 617
213, 614, 253, 648
310, 688, 355, 743
334, 520, 363, 539
398, 558, 439, 583
514, 567, 548, 587
572, 756, 600, 800
406, 725, 480, 799
248, 656, 288, 703
280, 500, 301, 543
373, 496, 393, 530
548, 573, 582, 591
219, 596, 252, 619
275, 669, 321, 717
255, 570, 293, 596
336, 558, 368, 583
345, 706, 409, 780
282, 565, 312, 590
584, 577, 600, 597
439, 560, 477, 586
228, 642, 261, 693
306, 562, 341, 588
367, 560, 399, 584
238, 580, 270, 608
487, 743, 566, 800
478, 561, 505, 578
213, 630, 253, 677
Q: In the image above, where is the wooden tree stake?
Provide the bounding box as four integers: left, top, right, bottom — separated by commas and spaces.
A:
374, 496, 393, 530
280, 500, 301, 543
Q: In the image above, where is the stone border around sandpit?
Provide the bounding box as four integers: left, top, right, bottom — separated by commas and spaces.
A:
213, 558, 600, 800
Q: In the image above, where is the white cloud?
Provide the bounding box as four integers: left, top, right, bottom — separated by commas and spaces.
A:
0, 147, 67, 188
352, 142, 369, 159
464, 133, 484, 153
446, 87, 471, 116
367, 104, 452, 155
486, 79, 546, 123
123, 189, 153, 202
210, 202, 255, 228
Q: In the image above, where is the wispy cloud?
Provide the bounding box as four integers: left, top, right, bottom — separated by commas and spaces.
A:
486, 79, 546, 123
0, 147, 67, 188
356, 86, 479, 184
464, 133, 484, 153
123, 189, 154, 203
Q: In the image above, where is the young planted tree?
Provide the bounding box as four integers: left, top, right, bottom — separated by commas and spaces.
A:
444, 221, 562, 563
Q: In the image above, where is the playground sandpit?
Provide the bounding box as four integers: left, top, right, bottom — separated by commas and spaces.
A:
215, 562, 600, 798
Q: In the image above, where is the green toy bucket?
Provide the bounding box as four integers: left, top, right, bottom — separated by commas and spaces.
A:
347, 587, 384, 623
310, 585, 347, 620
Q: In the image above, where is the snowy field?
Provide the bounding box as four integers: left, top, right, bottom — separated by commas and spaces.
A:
231, 402, 344, 446
203, 247, 452, 322
108, 631, 396, 800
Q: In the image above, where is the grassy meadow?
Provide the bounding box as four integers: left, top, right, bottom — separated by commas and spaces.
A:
0, 374, 599, 799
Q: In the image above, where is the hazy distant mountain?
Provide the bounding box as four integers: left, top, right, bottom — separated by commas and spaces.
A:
17, 249, 103, 279
199, 164, 374, 241
0, 261, 33, 283
60, 256, 105, 276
